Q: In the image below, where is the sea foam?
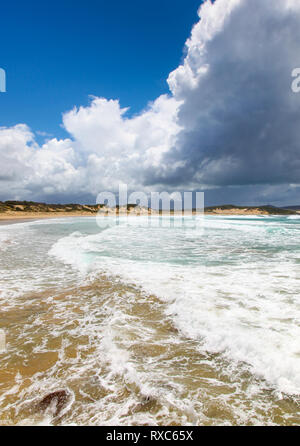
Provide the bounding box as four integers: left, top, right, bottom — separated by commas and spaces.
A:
48, 215, 300, 396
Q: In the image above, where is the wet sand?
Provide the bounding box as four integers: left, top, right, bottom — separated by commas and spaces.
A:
1, 278, 299, 426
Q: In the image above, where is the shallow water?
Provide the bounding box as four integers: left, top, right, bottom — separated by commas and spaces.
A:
0, 215, 299, 425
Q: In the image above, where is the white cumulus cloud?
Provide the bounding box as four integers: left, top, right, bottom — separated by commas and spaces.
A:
1, 0, 300, 205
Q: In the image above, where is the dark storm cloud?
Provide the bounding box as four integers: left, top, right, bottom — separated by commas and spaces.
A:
146, 0, 300, 190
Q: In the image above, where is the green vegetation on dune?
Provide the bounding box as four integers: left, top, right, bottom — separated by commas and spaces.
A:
204, 205, 296, 215
0, 201, 103, 214
0, 201, 297, 215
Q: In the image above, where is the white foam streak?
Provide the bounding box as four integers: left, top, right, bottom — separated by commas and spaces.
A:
49, 216, 300, 396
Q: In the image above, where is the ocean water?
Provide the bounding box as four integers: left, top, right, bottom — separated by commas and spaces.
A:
0, 215, 299, 425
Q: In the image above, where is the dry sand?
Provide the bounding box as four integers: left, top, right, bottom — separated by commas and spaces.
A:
0, 207, 295, 225
0, 212, 98, 225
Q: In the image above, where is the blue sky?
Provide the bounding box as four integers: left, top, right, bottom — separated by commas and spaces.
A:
1, 0, 300, 206
0, 0, 202, 140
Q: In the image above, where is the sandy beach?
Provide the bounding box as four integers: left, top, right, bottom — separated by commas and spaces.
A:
0, 212, 98, 224
0, 199, 298, 223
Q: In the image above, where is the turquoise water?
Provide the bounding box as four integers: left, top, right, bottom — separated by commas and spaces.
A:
0, 215, 299, 425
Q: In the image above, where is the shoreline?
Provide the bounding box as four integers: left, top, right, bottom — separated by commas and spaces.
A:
0, 210, 295, 226
0, 213, 98, 225
0, 212, 101, 222
0, 218, 40, 225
